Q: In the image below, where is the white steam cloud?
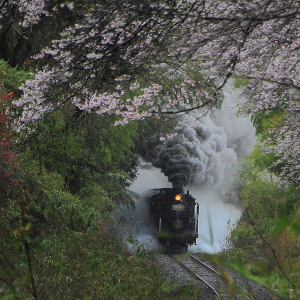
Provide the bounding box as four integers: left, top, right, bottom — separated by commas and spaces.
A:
212, 87, 256, 156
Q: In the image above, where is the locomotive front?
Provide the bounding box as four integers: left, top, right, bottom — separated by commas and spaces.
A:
148, 187, 199, 252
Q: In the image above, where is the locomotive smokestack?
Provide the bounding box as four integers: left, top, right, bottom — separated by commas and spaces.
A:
172, 186, 184, 194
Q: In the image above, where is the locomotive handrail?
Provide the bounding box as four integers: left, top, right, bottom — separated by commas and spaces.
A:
195, 203, 199, 234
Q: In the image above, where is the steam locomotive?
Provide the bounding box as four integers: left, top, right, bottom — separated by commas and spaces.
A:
148, 187, 199, 252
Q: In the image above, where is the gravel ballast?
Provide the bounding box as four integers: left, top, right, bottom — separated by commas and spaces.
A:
155, 252, 288, 300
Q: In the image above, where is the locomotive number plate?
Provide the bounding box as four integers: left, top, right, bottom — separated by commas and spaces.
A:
172, 204, 185, 211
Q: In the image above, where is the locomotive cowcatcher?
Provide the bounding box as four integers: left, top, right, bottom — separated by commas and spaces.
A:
148, 187, 199, 252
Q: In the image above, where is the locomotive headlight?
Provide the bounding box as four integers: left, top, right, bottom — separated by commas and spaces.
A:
175, 194, 182, 201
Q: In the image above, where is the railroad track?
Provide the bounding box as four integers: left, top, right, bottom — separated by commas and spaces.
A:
169, 253, 253, 300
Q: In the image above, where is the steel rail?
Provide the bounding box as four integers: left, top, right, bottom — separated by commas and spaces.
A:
190, 254, 253, 300
170, 254, 254, 300
190, 254, 223, 276
169, 254, 221, 299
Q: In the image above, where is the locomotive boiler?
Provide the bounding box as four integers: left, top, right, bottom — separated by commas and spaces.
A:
148, 187, 199, 252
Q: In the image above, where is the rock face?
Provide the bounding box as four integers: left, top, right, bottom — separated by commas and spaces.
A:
155, 253, 287, 300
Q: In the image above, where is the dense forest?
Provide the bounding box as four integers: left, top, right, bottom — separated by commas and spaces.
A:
1, 1, 300, 299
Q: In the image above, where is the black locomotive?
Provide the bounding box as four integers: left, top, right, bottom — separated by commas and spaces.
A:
148, 187, 199, 252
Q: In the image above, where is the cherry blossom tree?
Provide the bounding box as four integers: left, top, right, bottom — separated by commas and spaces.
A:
3, 0, 300, 185
5, 1, 220, 130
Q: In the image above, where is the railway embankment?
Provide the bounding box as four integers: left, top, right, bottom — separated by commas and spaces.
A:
155, 252, 287, 300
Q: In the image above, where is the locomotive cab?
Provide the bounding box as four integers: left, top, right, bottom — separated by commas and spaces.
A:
148, 187, 199, 252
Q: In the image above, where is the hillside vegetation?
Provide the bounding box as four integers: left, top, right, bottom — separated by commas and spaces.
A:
218, 85, 300, 299
0, 59, 182, 299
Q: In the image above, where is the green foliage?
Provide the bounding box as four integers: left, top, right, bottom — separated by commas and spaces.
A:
26, 168, 112, 233
0, 59, 28, 95
237, 158, 282, 220
30, 230, 165, 300
251, 108, 286, 137
233, 77, 251, 88
81, 114, 139, 179
276, 197, 296, 219
248, 143, 277, 170
0, 161, 178, 299
20, 107, 140, 194
221, 152, 300, 298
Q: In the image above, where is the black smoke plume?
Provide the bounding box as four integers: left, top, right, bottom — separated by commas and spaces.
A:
145, 118, 237, 188
153, 144, 192, 187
